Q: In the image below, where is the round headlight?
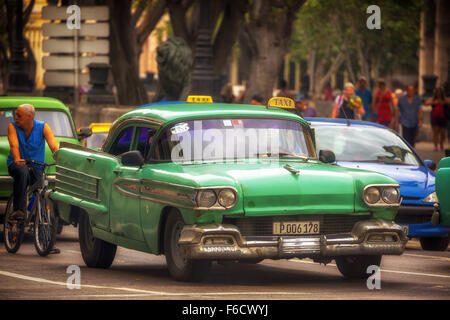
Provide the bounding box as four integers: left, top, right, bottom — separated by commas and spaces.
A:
218, 189, 236, 208
364, 187, 381, 204
381, 187, 400, 204
197, 190, 217, 207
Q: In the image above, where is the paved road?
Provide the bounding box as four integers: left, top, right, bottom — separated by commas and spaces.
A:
0, 226, 449, 300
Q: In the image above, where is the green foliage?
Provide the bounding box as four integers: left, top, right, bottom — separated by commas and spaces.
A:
290, 0, 421, 77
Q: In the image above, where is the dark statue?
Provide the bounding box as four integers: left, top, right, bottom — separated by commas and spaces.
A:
153, 37, 193, 102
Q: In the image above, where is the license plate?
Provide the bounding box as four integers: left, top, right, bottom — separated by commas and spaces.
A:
401, 225, 409, 236
273, 221, 320, 235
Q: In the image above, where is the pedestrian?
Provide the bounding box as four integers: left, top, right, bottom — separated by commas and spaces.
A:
425, 87, 450, 151
372, 79, 396, 128
220, 82, 236, 103
235, 81, 247, 103
331, 82, 365, 119
355, 76, 372, 121
391, 88, 404, 131
276, 79, 294, 100
250, 94, 264, 105
322, 82, 334, 101
294, 94, 317, 117
397, 84, 423, 147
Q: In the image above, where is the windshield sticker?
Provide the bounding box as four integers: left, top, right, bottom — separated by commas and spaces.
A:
171, 122, 190, 135
5, 111, 13, 118
232, 119, 243, 126
223, 120, 232, 127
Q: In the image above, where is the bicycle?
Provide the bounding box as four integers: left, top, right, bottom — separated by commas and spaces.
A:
3, 159, 58, 256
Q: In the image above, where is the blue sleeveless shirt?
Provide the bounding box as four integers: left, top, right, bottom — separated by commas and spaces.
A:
7, 120, 46, 167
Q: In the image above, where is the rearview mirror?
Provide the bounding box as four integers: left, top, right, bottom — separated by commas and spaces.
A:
319, 149, 336, 164
77, 127, 92, 141
423, 159, 436, 171
121, 150, 144, 167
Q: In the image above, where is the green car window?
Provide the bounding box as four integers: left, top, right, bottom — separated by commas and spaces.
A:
314, 126, 421, 165
0, 109, 74, 137
108, 126, 134, 156
151, 118, 315, 162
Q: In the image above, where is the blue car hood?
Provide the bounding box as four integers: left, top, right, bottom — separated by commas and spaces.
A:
336, 161, 435, 199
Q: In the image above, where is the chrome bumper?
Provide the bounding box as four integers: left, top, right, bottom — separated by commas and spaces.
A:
178, 219, 408, 260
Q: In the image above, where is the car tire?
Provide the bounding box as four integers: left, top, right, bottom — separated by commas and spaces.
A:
164, 210, 211, 282
335, 255, 382, 279
419, 236, 449, 251
79, 210, 116, 268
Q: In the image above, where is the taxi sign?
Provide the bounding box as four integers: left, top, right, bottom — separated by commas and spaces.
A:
186, 95, 213, 103
267, 97, 295, 109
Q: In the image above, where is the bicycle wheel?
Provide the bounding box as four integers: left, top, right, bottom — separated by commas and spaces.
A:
3, 196, 25, 253
33, 192, 57, 256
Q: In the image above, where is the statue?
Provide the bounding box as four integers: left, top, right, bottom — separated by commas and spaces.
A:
153, 37, 193, 102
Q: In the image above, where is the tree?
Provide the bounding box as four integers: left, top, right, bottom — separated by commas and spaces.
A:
167, 0, 249, 76
241, 0, 305, 103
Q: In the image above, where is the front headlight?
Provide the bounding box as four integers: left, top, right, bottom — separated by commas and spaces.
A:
423, 192, 438, 203
364, 187, 381, 204
197, 190, 217, 207
381, 187, 400, 204
363, 185, 401, 206
218, 189, 236, 208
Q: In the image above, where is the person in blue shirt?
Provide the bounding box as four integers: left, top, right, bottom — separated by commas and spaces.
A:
355, 76, 372, 121
397, 84, 423, 147
7, 104, 59, 221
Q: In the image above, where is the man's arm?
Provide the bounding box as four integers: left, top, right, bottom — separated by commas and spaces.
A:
43, 123, 59, 156
7, 123, 25, 166
418, 107, 423, 128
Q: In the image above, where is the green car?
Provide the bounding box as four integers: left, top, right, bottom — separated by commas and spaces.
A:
50, 97, 408, 282
434, 157, 450, 227
0, 97, 89, 221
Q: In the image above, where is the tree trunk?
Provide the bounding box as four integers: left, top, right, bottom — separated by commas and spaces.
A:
109, 0, 148, 105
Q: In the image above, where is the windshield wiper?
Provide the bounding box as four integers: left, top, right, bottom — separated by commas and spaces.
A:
278, 153, 310, 162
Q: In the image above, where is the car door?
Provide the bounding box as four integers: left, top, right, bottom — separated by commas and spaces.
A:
436, 157, 450, 226
107, 124, 157, 242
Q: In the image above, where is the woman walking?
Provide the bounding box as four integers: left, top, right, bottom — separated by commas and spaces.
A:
425, 87, 450, 151
372, 79, 396, 128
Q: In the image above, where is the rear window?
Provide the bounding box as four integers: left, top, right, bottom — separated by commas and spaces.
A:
0, 109, 75, 138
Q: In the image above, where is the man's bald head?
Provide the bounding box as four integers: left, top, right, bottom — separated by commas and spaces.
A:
15, 104, 35, 130
18, 104, 35, 118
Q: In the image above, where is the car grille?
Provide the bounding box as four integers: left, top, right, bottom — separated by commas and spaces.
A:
222, 214, 371, 236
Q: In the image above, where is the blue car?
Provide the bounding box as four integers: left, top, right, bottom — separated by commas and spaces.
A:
307, 117, 449, 251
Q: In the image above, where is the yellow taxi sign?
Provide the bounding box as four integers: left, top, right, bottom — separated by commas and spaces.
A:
186, 95, 213, 103
267, 97, 295, 109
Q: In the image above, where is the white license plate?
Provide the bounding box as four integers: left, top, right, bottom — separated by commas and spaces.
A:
273, 221, 320, 235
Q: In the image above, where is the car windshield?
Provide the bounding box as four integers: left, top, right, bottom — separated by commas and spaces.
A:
0, 109, 74, 138
155, 118, 315, 162
313, 125, 421, 165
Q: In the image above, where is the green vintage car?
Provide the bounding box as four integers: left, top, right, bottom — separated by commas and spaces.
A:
434, 157, 450, 227
50, 97, 408, 282
0, 97, 91, 220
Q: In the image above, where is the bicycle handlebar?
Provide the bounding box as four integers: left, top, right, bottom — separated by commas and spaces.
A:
25, 159, 56, 168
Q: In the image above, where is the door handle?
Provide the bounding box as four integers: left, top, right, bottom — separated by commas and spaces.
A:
86, 157, 96, 162
113, 169, 122, 175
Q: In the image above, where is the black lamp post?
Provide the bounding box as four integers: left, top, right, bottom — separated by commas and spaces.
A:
8, 0, 32, 93
190, 0, 221, 100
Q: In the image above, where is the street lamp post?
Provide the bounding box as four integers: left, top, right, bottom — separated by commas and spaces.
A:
190, 0, 221, 100
8, 0, 32, 93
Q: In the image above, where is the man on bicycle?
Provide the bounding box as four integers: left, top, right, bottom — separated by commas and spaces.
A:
6, 104, 59, 222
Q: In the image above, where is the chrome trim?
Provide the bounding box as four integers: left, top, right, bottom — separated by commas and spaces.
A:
362, 184, 401, 207
179, 218, 407, 260
56, 165, 102, 181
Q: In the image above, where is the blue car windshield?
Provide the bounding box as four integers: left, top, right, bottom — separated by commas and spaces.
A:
314, 125, 421, 165
156, 118, 315, 162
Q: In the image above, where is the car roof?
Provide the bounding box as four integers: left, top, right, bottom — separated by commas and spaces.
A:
119, 101, 308, 125
0, 96, 70, 112
305, 117, 388, 129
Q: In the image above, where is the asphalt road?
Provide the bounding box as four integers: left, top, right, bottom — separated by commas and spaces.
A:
0, 226, 449, 300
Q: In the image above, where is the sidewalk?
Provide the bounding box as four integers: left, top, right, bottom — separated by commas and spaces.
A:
414, 141, 449, 166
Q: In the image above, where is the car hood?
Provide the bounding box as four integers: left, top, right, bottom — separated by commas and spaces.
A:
170, 160, 368, 216
336, 161, 435, 199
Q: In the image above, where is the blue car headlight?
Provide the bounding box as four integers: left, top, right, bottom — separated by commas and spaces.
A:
423, 192, 438, 203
